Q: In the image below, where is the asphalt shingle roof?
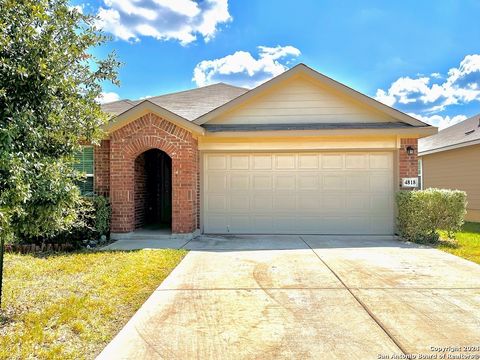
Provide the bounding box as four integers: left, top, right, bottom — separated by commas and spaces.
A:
418, 113, 480, 154
101, 83, 248, 121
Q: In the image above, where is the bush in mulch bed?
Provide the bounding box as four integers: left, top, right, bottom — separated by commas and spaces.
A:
4, 195, 112, 254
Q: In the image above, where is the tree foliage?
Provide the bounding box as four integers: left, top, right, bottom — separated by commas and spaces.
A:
0, 0, 119, 242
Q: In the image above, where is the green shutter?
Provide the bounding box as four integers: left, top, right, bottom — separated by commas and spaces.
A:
74, 147, 94, 195
83, 147, 94, 174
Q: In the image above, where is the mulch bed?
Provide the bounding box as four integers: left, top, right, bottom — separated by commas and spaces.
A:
4, 243, 76, 254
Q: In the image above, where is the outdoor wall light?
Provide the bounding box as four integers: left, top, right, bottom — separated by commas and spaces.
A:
406, 146, 415, 155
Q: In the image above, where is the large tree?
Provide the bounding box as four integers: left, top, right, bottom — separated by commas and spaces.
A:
0, 0, 119, 242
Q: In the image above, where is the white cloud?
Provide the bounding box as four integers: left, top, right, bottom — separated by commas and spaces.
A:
375, 54, 480, 112
96, 0, 231, 45
408, 113, 467, 130
97, 91, 121, 104
192, 45, 301, 88
70, 4, 84, 14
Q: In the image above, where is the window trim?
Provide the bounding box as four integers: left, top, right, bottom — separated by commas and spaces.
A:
418, 158, 423, 190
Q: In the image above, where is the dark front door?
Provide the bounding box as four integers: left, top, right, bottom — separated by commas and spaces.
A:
134, 149, 172, 229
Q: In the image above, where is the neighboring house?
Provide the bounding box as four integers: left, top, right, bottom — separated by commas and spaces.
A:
79, 64, 435, 238
419, 114, 480, 222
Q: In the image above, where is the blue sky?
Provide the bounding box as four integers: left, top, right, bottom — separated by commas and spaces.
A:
75, 0, 480, 129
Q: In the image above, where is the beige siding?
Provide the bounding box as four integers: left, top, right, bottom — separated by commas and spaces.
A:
422, 144, 480, 222
209, 76, 394, 124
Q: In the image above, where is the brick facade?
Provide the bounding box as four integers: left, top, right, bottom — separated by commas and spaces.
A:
106, 113, 199, 234
399, 138, 419, 189
93, 119, 419, 233
94, 140, 110, 197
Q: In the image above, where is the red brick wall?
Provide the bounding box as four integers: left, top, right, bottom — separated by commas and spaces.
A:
109, 113, 199, 233
94, 140, 110, 197
399, 138, 419, 189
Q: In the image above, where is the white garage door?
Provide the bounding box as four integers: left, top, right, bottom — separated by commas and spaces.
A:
203, 152, 394, 234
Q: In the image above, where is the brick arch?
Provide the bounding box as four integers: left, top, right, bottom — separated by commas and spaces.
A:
109, 113, 199, 234
124, 137, 179, 161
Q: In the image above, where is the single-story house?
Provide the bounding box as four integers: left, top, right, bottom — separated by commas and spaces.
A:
81, 64, 435, 238
418, 114, 480, 222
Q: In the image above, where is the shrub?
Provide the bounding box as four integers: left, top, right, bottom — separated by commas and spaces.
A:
71, 195, 111, 241
44, 195, 110, 246
396, 188, 467, 243
90, 195, 111, 236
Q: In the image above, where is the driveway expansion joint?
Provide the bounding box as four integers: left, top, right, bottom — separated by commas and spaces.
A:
156, 287, 347, 291
299, 235, 408, 355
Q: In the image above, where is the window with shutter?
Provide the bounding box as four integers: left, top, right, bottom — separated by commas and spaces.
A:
75, 146, 94, 195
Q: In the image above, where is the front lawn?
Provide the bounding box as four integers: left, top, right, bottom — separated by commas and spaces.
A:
0, 249, 187, 360
437, 222, 480, 265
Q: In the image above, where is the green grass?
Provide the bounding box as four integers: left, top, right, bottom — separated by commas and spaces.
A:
0, 249, 187, 360
437, 222, 480, 265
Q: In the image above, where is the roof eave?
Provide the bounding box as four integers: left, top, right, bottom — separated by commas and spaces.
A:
419, 138, 480, 156
203, 126, 437, 138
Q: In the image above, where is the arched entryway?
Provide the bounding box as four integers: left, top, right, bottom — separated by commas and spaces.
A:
134, 149, 172, 231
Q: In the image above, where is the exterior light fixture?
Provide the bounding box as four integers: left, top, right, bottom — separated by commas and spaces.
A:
406, 146, 415, 155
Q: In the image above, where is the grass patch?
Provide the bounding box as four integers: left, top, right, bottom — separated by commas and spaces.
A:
437, 222, 480, 264
0, 249, 187, 360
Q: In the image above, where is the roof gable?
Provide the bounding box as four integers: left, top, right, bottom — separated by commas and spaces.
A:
194, 64, 429, 127
104, 100, 205, 135
101, 83, 247, 120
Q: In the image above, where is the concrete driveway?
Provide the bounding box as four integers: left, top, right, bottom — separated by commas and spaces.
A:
97, 235, 480, 360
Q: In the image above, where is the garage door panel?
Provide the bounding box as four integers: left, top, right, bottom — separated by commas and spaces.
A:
253, 175, 272, 190
230, 155, 249, 169
298, 175, 318, 190
228, 215, 250, 233
275, 154, 296, 169
203, 152, 394, 234
205, 214, 227, 233
274, 196, 297, 210
297, 216, 324, 233
370, 174, 392, 192
298, 196, 321, 210
229, 195, 250, 211
346, 194, 370, 211
370, 195, 392, 213
346, 173, 369, 191
370, 216, 394, 234
345, 154, 368, 169
345, 217, 370, 233
253, 196, 273, 210
275, 175, 296, 190
207, 155, 227, 170
369, 153, 392, 169
252, 155, 272, 169
206, 194, 226, 211
298, 154, 319, 169
322, 194, 345, 211
321, 217, 346, 233
253, 216, 274, 233
273, 216, 297, 233
230, 175, 249, 190
322, 154, 344, 169
207, 174, 227, 192
323, 175, 345, 190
